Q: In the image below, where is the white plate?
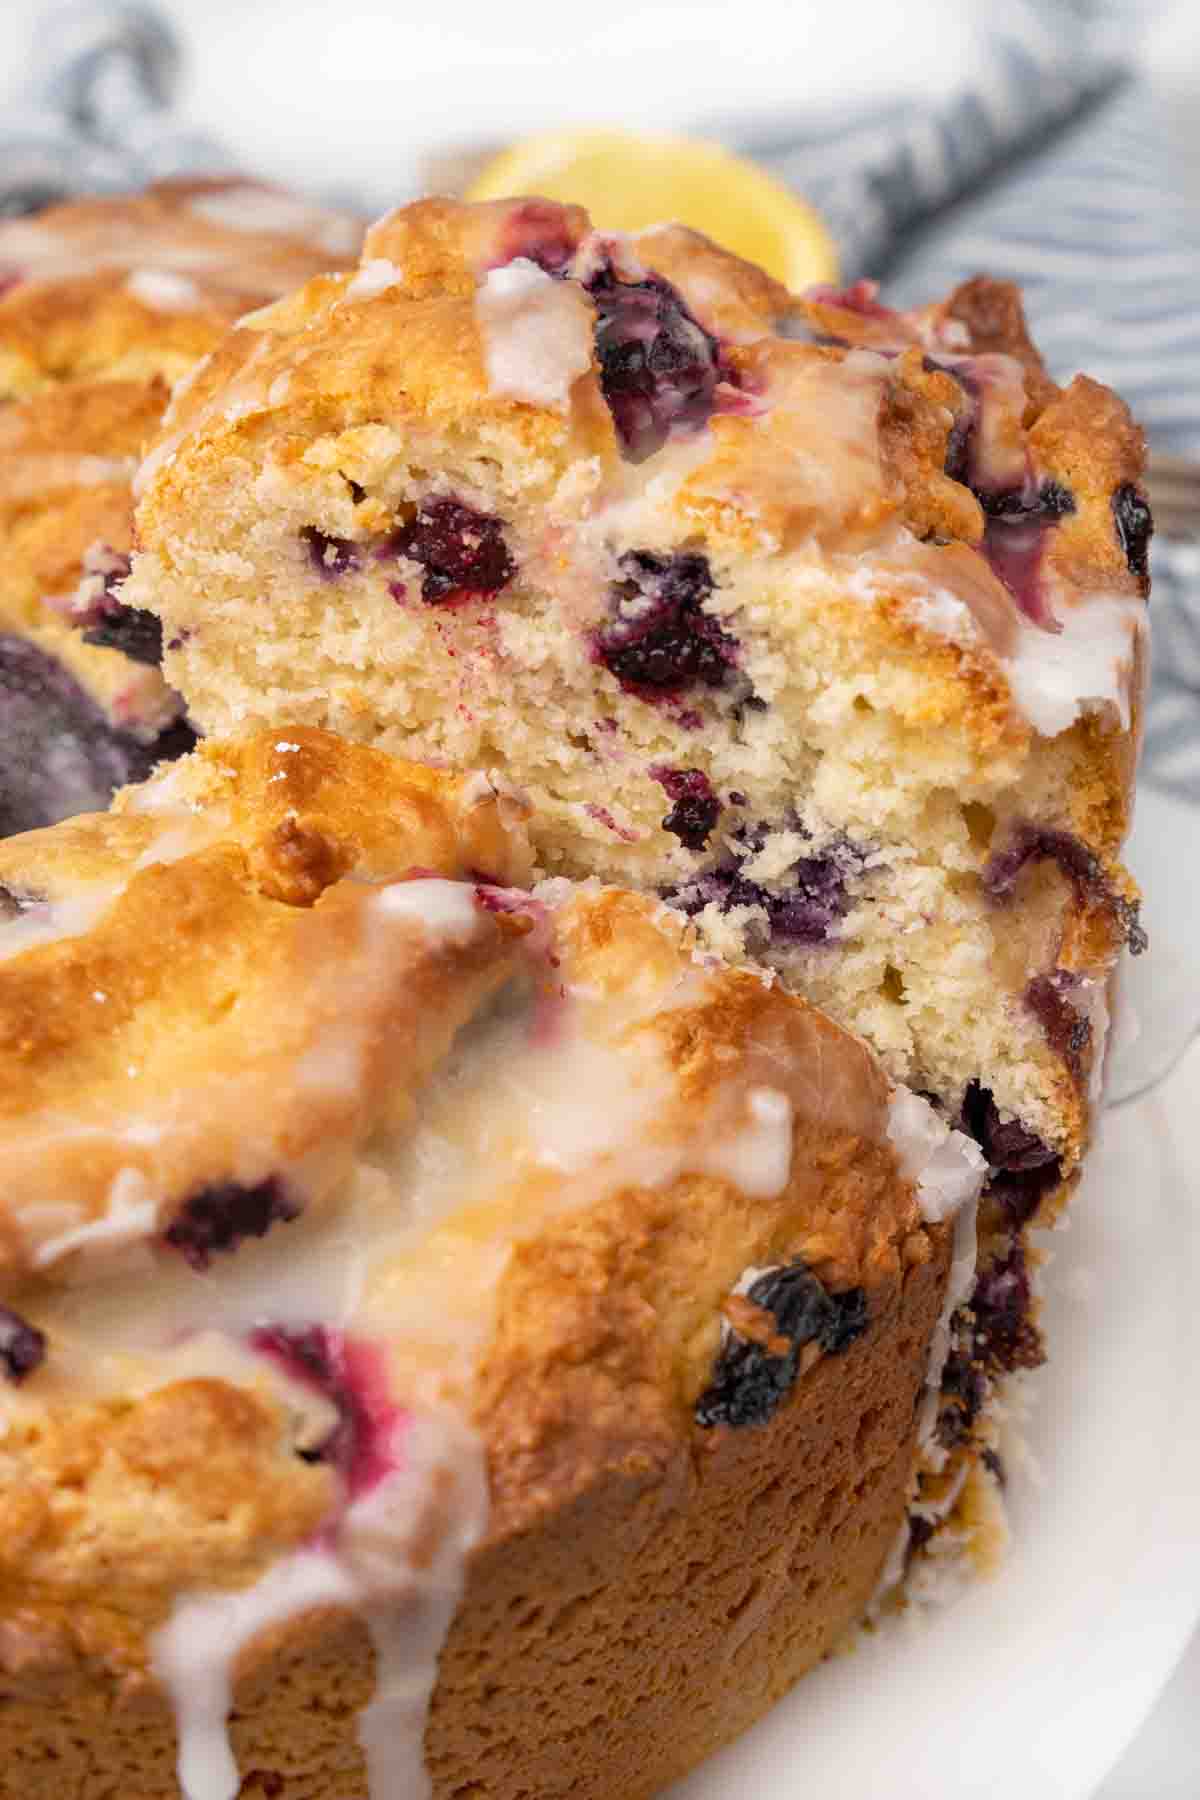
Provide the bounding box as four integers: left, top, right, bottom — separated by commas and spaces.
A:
671, 1031, 1200, 1800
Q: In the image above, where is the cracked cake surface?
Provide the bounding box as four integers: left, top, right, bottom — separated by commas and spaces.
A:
0, 724, 989, 1799
0, 188, 1151, 1799
122, 196, 1147, 1222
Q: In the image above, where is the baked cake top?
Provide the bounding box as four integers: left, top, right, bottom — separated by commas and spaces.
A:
0, 729, 982, 1674
132, 195, 1150, 760
0, 177, 364, 395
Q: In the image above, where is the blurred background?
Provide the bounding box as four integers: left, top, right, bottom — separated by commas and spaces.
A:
0, 1, 1196, 1794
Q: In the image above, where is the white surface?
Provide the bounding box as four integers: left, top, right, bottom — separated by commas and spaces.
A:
1093, 782, 1200, 1798
168, 0, 978, 208
1, 0, 980, 207
672, 1024, 1200, 1799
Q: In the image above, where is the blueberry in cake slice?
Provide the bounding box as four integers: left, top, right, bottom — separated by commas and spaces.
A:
0, 725, 985, 1799
123, 193, 1148, 1466
0, 179, 365, 834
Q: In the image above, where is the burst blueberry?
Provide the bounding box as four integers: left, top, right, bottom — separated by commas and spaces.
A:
959, 1080, 1061, 1227
585, 260, 726, 459
695, 1261, 868, 1429
985, 824, 1146, 954
595, 550, 736, 696
667, 823, 861, 946
1112, 482, 1153, 585
251, 1324, 399, 1497
386, 498, 514, 605
651, 766, 720, 850
164, 1178, 300, 1270
0, 1305, 46, 1383
970, 1244, 1043, 1375
301, 525, 361, 580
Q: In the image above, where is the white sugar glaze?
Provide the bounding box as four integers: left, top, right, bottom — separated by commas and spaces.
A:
344, 257, 405, 301
126, 267, 204, 312
0, 887, 122, 963
1005, 591, 1143, 736
886, 1089, 987, 1224
476, 259, 595, 411
2, 870, 930, 1800
153, 1411, 486, 1800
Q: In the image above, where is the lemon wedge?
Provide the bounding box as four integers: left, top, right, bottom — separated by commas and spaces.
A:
466, 129, 839, 291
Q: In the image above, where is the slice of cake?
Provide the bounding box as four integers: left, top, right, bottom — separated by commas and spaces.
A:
0, 726, 985, 1799
122, 197, 1148, 1386
0, 179, 365, 835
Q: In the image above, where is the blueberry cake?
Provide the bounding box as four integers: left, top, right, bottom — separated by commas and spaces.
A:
0, 179, 364, 835
124, 199, 1148, 1323
0, 726, 987, 1799
0, 177, 364, 399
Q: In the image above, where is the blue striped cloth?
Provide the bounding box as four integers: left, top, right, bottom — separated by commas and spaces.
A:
3, 0, 1196, 796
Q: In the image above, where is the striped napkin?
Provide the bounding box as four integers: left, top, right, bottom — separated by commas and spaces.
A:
3, 0, 1196, 795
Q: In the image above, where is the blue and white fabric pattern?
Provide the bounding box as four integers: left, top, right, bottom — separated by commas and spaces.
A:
0, 0, 1196, 796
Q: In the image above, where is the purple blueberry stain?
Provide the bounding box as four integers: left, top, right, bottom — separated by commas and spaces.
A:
667, 823, 865, 946
936, 1325, 988, 1450
583, 258, 728, 459
978, 482, 1075, 629
959, 1080, 1061, 1228
1025, 969, 1091, 1080
925, 364, 1078, 627
0, 633, 196, 837
164, 1178, 300, 1271
651, 766, 720, 850
969, 1243, 1042, 1374
384, 498, 514, 605
0, 1306, 46, 1384
250, 1324, 403, 1499
594, 550, 737, 698
68, 550, 165, 670
1112, 482, 1153, 586
984, 824, 1146, 954
695, 1261, 868, 1429
496, 199, 580, 276
301, 525, 361, 581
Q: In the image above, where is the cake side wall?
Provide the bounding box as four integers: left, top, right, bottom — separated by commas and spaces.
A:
427, 1234, 950, 1800
0, 1237, 949, 1800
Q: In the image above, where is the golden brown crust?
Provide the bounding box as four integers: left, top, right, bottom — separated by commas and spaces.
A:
364, 194, 590, 298
946, 275, 1058, 417
136, 264, 615, 522
633, 221, 796, 341
0, 1233, 948, 1799
133, 199, 1146, 790
0, 725, 967, 1800
0, 730, 535, 1268
0, 178, 364, 396
0, 179, 366, 738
